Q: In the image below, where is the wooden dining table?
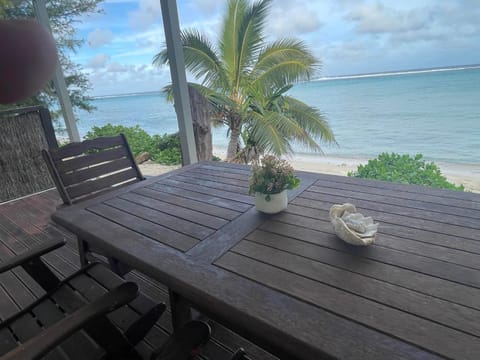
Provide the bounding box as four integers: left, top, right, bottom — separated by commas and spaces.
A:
52, 161, 480, 360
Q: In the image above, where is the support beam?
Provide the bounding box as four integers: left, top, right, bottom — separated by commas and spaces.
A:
33, 0, 80, 142
160, 0, 198, 165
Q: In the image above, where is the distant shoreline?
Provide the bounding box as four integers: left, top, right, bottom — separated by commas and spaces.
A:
315, 64, 480, 82
91, 64, 480, 99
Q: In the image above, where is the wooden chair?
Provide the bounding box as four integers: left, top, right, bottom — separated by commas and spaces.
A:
42, 134, 145, 270
0, 238, 210, 360
42, 134, 144, 205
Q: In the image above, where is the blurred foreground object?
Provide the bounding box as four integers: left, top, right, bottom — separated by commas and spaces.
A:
0, 19, 57, 104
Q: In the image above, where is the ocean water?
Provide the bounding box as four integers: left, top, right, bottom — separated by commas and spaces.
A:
76, 67, 480, 164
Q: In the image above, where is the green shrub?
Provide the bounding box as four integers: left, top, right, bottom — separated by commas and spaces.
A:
348, 153, 464, 191
152, 132, 182, 165
85, 124, 182, 165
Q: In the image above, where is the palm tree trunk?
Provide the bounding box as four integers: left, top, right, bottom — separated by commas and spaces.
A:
226, 120, 241, 161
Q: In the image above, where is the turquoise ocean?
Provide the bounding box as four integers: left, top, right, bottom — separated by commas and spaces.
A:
76, 67, 480, 165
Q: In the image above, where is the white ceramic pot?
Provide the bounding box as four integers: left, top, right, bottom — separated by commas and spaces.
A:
255, 190, 288, 214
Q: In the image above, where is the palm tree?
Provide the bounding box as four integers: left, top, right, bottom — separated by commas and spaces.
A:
153, 0, 335, 161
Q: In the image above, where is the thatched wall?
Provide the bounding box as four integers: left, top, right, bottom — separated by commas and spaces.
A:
0, 110, 55, 203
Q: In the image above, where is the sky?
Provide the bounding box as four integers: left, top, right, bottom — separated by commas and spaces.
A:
71, 0, 480, 96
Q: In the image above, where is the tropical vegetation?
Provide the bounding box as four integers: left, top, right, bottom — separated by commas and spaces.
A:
153, 0, 335, 162
0, 0, 102, 120
86, 124, 182, 165
348, 153, 464, 191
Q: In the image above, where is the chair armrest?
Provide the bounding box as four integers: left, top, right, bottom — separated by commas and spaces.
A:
2, 282, 139, 360
0, 238, 66, 274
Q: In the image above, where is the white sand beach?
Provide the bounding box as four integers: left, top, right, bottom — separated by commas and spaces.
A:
290, 154, 480, 194
139, 148, 480, 194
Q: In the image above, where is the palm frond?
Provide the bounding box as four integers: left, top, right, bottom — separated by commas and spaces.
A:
155, 29, 227, 88
284, 96, 336, 145
220, 1, 271, 94
235, 0, 271, 90
252, 39, 319, 90
220, 0, 248, 82
245, 110, 312, 155
152, 47, 168, 66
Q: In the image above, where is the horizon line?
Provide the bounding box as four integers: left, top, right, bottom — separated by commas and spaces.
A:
92, 63, 480, 98
316, 63, 480, 82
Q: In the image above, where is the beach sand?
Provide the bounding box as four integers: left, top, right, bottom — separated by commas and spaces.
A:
139, 148, 480, 194
290, 154, 480, 194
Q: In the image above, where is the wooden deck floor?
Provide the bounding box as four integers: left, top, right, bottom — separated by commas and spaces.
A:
0, 189, 277, 360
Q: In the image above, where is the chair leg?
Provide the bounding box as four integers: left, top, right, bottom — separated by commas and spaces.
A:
168, 289, 192, 333
150, 321, 211, 360
77, 238, 88, 267
107, 256, 131, 276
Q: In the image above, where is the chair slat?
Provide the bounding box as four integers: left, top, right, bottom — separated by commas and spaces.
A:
0, 328, 17, 355
43, 134, 144, 205
60, 157, 133, 187
87, 265, 159, 316
67, 168, 138, 200
6, 314, 67, 360
50, 136, 124, 160
33, 299, 104, 360
10, 313, 42, 343
55, 147, 128, 174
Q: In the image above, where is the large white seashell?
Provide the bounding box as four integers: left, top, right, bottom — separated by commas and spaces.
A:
329, 203, 378, 246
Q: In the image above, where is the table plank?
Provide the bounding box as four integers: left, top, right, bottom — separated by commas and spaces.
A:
215, 251, 480, 360
251, 225, 480, 309
313, 172, 480, 203
284, 205, 480, 267
309, 180, 480, 214
290, 198, 480, 254
232, 239, 480, 336
184, 168, 250, 187
296, 191, 479, 239
118, 192, 228, 230
102, 197, 215, 239
148, 182, 251, 212
153, 179, 254, 205
86, 204, 198, 251
261, 214, 480, 288
132, 187, 241, 220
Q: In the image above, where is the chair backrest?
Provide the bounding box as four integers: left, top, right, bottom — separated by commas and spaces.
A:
42, 134, 145, 204
0, 106, 58, 203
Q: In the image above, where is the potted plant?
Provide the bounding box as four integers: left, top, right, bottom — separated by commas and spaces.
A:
249, 155, 300, 214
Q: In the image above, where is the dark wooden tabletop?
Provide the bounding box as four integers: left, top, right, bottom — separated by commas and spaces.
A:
53, 161, 480, 360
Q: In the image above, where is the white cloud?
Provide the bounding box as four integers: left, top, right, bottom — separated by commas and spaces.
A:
86, 64, 171, 96
191, 0, 222, 15
87, 28, 114, 48
262, 1, 324, 37
107, 62, 129, 73
346, 3, 427, 34
87, 53, 110, 69
128, 0, 162, 31
269, 7, 323, 36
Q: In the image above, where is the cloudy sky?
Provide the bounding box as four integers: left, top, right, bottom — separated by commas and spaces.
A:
72, 0, 480, 96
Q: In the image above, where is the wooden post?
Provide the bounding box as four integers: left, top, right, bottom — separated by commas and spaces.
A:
160, 0, 198, 165
33, 0, 80, 143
